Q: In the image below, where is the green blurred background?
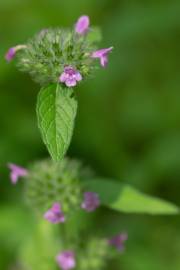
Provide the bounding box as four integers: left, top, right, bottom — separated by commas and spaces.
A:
1, 0, 180, 269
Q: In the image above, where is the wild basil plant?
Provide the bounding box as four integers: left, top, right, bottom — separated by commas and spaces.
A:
6, 15, 179, 270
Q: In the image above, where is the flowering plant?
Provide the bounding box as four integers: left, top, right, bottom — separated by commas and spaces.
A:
6, 15, 179, 270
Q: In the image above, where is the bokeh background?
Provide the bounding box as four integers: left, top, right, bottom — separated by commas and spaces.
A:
1, 0, 180, 269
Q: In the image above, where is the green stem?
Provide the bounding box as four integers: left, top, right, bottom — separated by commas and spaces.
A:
60, 223, 69, 248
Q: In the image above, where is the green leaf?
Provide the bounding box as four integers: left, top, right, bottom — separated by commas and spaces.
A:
37, 84, 77, 161
85, 178, 179, 215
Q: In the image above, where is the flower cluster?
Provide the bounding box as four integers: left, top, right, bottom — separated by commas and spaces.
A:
5, 15, 113, 87
7, 159, 127, 270
23, 158, 95, 214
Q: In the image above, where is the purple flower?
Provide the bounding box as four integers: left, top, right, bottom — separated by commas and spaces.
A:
81, 192, 100, 212
5, 47, 16, 62
91, 47, 113, 67
44, 202, 65, 224
56, 251, 76, 270
75, 15, 90, 35
8, 163, 28, 184
108, 232, 128, 251
59, 66, 82, 87
5, 45, 27, 62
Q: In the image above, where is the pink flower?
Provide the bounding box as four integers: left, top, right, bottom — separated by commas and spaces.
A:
56, 251, 76, 270
91, 47, 113, 67
81, 192, 100, 212
44, 203, 65, 224
5, 47, 16, 62
8, 163, 28, 184
108, 232, 128, 251
75, 15, 90, 35
59, 66, 82, 87
5, 45, 27, 62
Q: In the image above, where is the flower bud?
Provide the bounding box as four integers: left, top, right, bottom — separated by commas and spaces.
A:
75, 15, 90, 35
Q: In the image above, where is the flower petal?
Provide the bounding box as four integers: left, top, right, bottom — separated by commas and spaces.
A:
75, 72, 82, 81
5, 47, 16, 62
60, 72, 67, 82
60, 66, 82, 87
8, 163, 28, 184
51, 202, 61, 213
81, 192, 100, 212
108, 232, 128, 251
56, 251, 76, 270
91, 47, 113, 58
100, 55, 108, 67
75, 15, 90, 35
10, 172, 19, 184
44, 203, 65, 224
65, 78, 77, 87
